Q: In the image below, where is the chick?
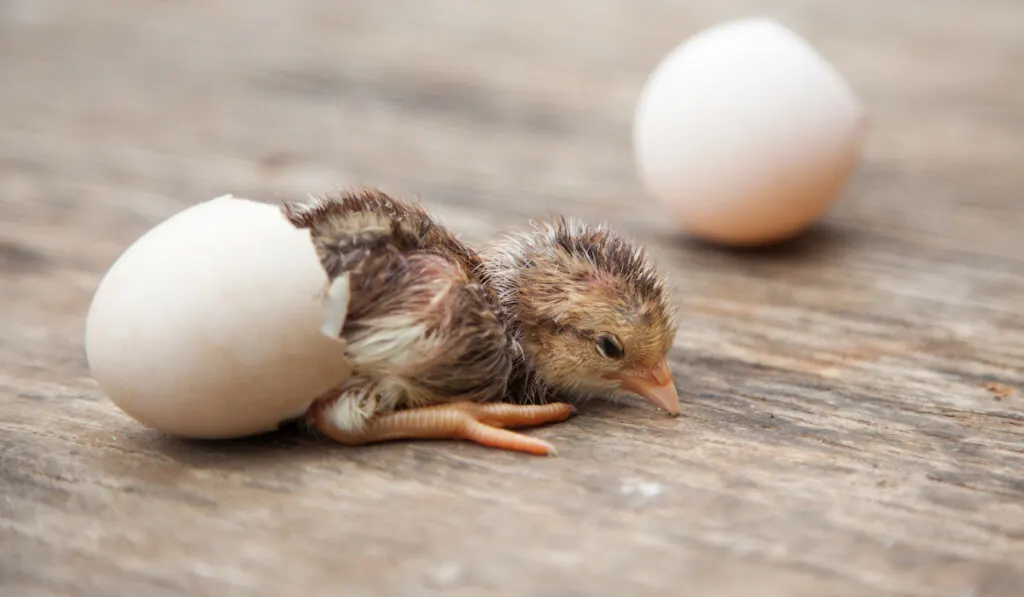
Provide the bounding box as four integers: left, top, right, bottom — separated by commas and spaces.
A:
479, 216, 681, 416
284, 188, 681, 456
282, 189, 575, 456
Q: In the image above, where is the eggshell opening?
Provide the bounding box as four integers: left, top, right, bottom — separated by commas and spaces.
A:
85, 195, 351, 439
633, 17, 866, 246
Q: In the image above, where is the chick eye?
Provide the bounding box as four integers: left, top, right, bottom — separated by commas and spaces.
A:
596, 334, 625, 359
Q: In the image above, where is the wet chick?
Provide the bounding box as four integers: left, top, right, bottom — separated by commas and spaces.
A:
479, 216, 681, 416
282, 189, 575, 456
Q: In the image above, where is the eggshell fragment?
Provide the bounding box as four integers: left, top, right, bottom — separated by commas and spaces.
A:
633, 17, 866, 246
85, 195, 350, 439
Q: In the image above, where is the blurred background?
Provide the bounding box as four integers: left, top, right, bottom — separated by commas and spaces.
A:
3, 0, 1021, 255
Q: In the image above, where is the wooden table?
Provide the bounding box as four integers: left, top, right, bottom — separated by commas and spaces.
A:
2, 1, 1022, 595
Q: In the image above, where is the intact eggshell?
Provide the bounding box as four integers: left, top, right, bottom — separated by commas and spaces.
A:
633, 17, 866, 246
85, 195, 350, 439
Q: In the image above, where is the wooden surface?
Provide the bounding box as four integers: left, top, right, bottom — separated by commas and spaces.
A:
2, 1, 1023, 595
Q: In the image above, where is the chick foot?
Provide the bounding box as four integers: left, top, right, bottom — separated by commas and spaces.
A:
311, 401, 576, 456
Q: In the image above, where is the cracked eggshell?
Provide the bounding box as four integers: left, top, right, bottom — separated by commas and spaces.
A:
85, 195, 350, 439
633, 17, 866, 246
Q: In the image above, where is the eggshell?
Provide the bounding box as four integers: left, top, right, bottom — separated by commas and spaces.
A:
633, 17, 866, 246
85, 195, 351, 439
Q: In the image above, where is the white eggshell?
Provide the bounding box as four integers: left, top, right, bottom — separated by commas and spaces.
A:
85, 195, 351, 439
633, 17, 866, 246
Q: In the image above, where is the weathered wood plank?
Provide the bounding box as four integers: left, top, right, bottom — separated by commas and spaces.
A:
1, 1, 1022, 596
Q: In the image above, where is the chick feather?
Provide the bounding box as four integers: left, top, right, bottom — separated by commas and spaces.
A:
282, 188, 512, 433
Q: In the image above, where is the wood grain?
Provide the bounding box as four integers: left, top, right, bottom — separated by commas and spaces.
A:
2, 1, 1022, 596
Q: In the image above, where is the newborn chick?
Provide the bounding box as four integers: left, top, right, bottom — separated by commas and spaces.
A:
282, 189, 575, 456
479, 216, 680, 416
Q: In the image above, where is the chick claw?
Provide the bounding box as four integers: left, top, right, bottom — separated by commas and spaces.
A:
312, 401, 576, 456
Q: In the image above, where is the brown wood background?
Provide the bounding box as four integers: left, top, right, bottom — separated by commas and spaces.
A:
2, 1, 1022, 595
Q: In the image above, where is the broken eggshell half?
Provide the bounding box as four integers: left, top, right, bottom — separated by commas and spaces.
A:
84, 195, 351, 439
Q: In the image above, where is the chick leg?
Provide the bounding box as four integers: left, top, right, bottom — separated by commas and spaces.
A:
311, 400, 576, 456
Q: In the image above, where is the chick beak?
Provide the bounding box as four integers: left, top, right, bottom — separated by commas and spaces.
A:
613, 359, 681, 416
